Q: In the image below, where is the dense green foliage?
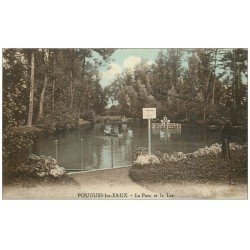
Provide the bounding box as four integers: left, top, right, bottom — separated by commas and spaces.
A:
106, 49, 247, 125
3, 48, 115, 168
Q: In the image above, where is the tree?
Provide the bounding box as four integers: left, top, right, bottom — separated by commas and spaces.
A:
218, 48, 248, 123
152, 49, 184, 113
27, 50, 35, 127
3, 49, 31, 167
195, 49, 215, 122
38, 49, 50, 120
106, 61, 159, 118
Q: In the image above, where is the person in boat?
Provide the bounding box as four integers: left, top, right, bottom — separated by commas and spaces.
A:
160, 129, 165, 139
122, 116, 127, 123
220, 119, 232, 159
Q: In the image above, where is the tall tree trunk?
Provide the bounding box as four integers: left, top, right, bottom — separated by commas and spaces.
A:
52, 56, 56, 111
27, 51, 35, 127
203, 105, 206, 122
38, 73, 48, 120
79, 53, 86, 113
233, 49, 236, 104
70, 70, 74, 109
52, 80, 55, 110
212, 49, 217, 104
235, 51, 240, 107
164, 91, 168, 110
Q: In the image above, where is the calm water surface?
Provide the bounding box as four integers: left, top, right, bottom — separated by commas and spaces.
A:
32, 124, 220, 170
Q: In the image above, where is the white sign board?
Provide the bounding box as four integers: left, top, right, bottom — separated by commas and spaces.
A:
143, 108, 156, 119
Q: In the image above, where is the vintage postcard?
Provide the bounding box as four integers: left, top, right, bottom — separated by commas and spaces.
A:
2, 48, 248, 199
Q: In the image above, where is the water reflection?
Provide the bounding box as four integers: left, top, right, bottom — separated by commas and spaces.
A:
32, 124, 221, 170
159, 129, 171, 141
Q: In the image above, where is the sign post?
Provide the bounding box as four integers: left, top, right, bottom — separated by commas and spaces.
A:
80, 138, 84, 172
54, 139, 58, 161
143, 108, 156, 155
148, 117, 151, 155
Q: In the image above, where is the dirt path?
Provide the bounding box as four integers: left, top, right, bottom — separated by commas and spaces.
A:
2, 167, 247, 200
3, 167, 155, 200
143, 182, 247, 199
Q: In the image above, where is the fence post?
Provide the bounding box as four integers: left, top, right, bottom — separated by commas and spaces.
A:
29, 140, 34, 155
80, 138, 84, 171
111, 137, 114, 168
131, 135, 134, 166
54, 139, 58, 161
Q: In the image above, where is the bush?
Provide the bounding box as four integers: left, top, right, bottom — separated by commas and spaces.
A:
105, 105, 123, 116
41, 109, 79, 133
81, 109, 96, 123
11, 154, 66, 179
230, 143, 243, 151
134, 154, 160, 165
133, 147, 148, 161
169, 152, 187, 161
129, 147, 247, 185
133, 143, 243, 166
3, 129, 34, 169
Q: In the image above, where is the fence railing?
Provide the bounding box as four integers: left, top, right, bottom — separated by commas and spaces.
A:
51, 136, 134, 172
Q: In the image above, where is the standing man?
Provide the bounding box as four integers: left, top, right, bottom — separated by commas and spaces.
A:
220, 120, 232, 159
118, 121, 122, 134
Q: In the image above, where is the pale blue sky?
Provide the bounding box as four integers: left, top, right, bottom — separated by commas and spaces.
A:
99, 48, 162, 87
107, 48, 161, 66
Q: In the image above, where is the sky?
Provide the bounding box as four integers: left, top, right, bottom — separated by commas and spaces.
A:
99, 49, 162, 87
97, 48, 247, 88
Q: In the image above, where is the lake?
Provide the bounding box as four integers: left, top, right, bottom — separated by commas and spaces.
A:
31, 123, 223, 171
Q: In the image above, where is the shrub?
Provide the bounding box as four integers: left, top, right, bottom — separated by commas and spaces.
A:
81, 109, 96, 123
133, 147, 148, 161
3, 129, 34, 169
134, 154, 160, 165
41, 109, 79, 133
133, 143, 243, 166
169, 152, 187, 162
15, 154, 66, 179
230, 143, 243, 151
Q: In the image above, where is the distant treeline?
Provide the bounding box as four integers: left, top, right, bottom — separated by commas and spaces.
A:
105, 49, 247, 126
